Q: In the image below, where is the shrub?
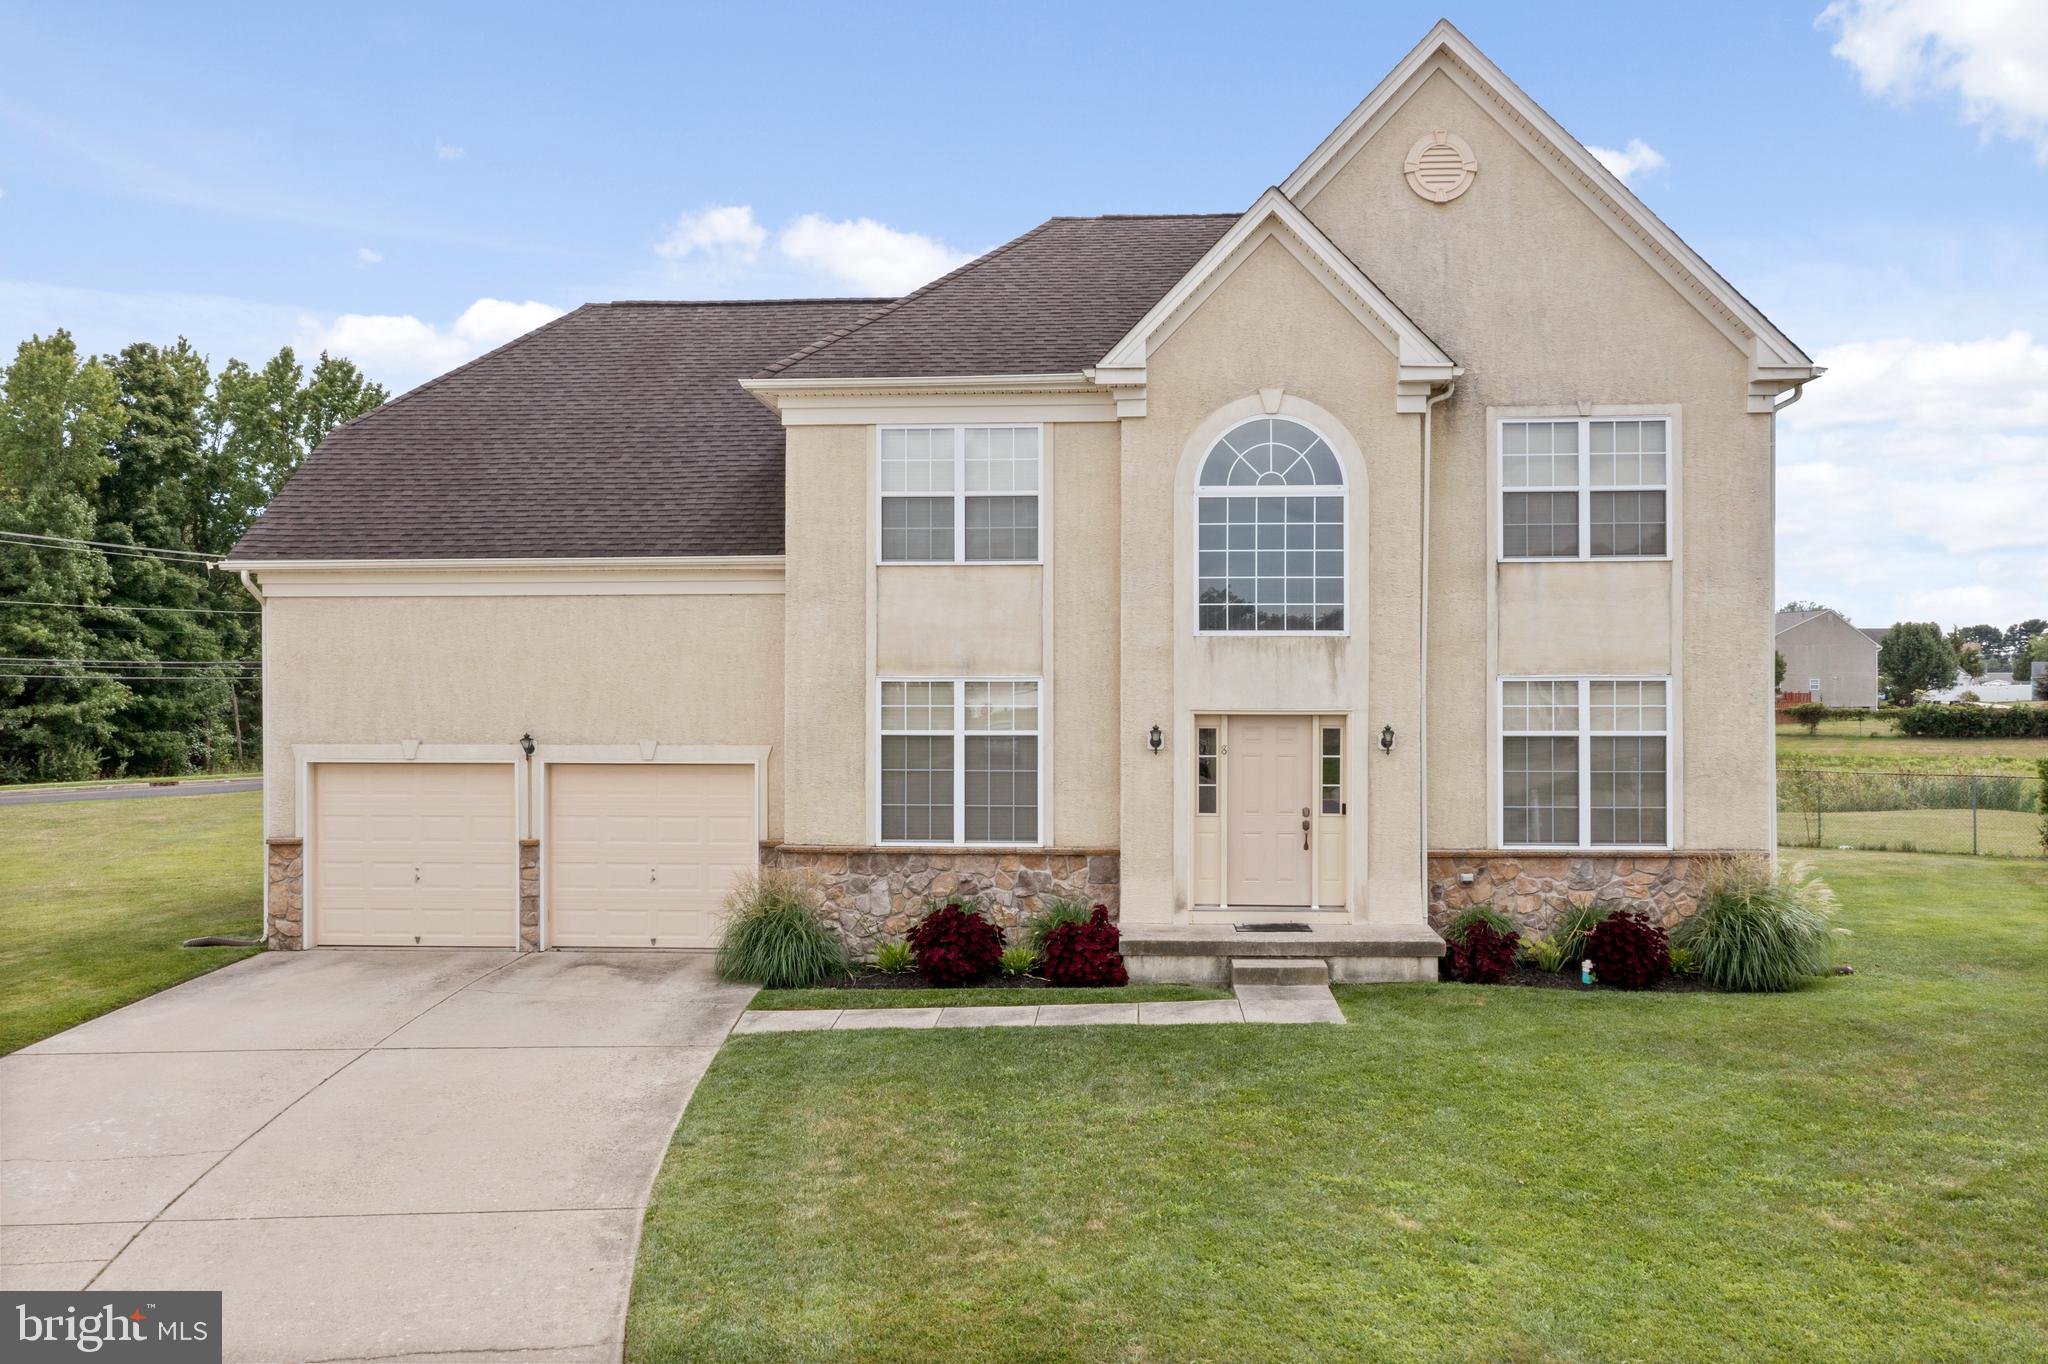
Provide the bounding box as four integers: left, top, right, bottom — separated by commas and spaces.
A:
1041, 905, 1129, 987
1784, 701, 1830, 735
1891, 704, 2048, 738
1676, 857, 1841, 992
716, 872, 850, 988
999, 944, 1038, 977
1445, 920, 1519, 984
1554, 901, 1612, 971
2039, 759, 2048, 856
1955, 690, 1981, 704
1027, 898, 1093, 953
1444, 903, 1515, 944
1669, 945, 1698, 979
34, 742, 102, 784
1587, 909, 1669, 990
1520, 934, 1566, 973
907, 902, 1004, 986
873, 941, 913, 974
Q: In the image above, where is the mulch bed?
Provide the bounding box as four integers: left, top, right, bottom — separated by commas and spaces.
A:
807, 971, 1058, 992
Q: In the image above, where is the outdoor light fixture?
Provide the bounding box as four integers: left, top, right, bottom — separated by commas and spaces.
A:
1148, 724, 1163, 754
1379, 725, 1396, 754
519, 732, 536, 757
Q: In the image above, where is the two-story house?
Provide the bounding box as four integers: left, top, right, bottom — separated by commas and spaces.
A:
224, 21, 1819, 984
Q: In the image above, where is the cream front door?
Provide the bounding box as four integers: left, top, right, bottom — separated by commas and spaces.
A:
1225, 716, 1314, 907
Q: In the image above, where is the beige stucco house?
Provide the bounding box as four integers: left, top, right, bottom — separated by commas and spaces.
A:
224, 22, 1820, 983
1775, 609, 1880, 709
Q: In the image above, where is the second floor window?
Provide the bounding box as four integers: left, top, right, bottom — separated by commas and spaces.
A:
1501, 416, 1669, 560
1196, 417, 1347, 633
879, 425, 1041, 564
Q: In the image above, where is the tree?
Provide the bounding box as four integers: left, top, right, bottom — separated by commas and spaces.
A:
1775, 650, 1787, 688
2005, 620, 2048, 680
0, 332, 127, 779
2028, 636, 2048, 699
1877, 622, 1957, 705
1779, 600, 1835, 615
1946, 628, 1986, 679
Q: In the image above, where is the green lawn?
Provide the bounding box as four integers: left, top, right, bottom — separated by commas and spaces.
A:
629, 851, 2048, 1362
1777, 719, 2048, 775
751, 983, 1231, 1010
1781, 807, 2043, 858
0, 791, 264, 1054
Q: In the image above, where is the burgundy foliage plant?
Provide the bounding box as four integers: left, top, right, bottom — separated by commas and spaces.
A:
1040, 905, 1129, 987
1444, 920, 1519, 984
907, 903, 1004, 986
1587, 908, 1671, 990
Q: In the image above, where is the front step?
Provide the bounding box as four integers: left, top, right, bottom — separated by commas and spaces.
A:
1231, 957, 1328, 987
1120, 923, 1445, 986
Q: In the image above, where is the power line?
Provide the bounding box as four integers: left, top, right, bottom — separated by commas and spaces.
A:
0, 657, 259, 670
0, 530, 219, 565
0, 673, 254, 683
0, 598, 260, 615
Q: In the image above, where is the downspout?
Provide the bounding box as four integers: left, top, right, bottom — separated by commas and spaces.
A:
1419, 377, 1458, 922
1765, 382, 1804, 868
233, 568, 270, 946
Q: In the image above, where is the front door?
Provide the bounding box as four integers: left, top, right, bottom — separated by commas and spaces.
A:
1225, 716, 1314, 907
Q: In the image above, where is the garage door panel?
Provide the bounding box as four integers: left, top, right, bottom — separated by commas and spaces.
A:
548, 764, 756, 949
313, 763, 515, 947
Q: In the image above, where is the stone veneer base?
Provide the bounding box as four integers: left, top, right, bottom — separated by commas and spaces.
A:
265, 837, 304, 950
759, 845, 1119, 956
1426, 850, 1757, 937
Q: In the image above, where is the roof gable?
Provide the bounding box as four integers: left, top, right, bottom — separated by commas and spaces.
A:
1091, 188, 1458, 417
1281, 20, 1819, 411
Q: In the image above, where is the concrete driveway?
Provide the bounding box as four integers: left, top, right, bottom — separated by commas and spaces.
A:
0, 949, 753, 1363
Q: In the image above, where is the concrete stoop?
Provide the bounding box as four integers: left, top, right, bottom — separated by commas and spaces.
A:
1121, 923, 1444, 987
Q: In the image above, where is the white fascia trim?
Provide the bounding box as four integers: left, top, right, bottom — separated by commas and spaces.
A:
1090, 188, 1458, 418
1280, 20, 1821, 401
226, 555, 786, 598
740, 371, 1107, 418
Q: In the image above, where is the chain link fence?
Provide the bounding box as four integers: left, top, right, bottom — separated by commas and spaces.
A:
1778, 770, 2046, 858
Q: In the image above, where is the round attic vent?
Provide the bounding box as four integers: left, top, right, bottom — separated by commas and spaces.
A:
1404, 131, 1477, 203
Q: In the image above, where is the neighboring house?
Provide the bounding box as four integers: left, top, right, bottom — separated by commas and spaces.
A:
1859, 626, 1891, 647
223, 22, 1820, 983
1776, 609, 1880, 709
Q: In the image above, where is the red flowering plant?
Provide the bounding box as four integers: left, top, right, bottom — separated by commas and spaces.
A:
1041, 905, 1129, 987
906, 903, 1004, 987
1444, 919, 1520, 984
1587, 908, 1670, 989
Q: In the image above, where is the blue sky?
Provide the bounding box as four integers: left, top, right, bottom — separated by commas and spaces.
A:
2, 1, 2043, 628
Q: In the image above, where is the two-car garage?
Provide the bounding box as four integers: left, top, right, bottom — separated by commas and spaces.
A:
305, 758, 759, 950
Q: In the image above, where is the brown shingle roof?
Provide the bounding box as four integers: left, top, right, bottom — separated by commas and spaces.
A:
759, 213, 1240, 380
226, 298, 882, 561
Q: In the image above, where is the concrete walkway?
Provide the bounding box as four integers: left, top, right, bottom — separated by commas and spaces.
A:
732, 983, 1348, 1033
0, 949, 752, 1364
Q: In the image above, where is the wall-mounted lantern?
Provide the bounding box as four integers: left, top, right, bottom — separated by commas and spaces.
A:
1379, 725, 1396, 754
1148, 724, 1164, 754
519, 732, 536, 757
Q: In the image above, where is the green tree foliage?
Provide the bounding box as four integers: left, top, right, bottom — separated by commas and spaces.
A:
1775, 650, 1787, 688
1778, 600, 1835, 614
1944, 629, 1986, 679
1877, 622, 1958, 705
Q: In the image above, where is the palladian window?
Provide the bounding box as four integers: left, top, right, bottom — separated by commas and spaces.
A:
1195, 417, 1347, 633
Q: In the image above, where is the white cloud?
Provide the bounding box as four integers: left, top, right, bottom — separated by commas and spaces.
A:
775, 213, 972, 294
303, 298, 564, 391
655, 205, 767, 266
354, 247, 383, 267
434, 139, 465, 161
1777, 330, 2048, 625
1587, 138, 1666, 183
1819, 0, 2048, 160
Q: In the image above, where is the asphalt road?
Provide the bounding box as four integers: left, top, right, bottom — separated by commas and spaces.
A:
0, 777, 261, 806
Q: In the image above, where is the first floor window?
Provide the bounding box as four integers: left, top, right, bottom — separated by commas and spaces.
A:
1320, 726, 1343, 814
880, 678, 1040, 843
1501, 677, 1669, 847
1196, 726, 1219, 814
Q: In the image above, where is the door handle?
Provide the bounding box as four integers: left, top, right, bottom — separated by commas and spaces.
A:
1301, 807, 1311, 850
413, 866, 421, 884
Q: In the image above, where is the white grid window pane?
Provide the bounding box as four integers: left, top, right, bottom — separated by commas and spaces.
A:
881, 680, 954, 733
1320, 726, 1342, 815
1503, 680, 1580, 732
881, 735, 953, 842
1197, 727, 1218, 815
965, 735, 1038, 842
880, 496, 954, 562
1503, 736, 1579, 844
1503, 492, 1578, 557
964, 680, 1038, 733
1590, 681, 1667, 734
1198, 418, 1343, 488
964, 427, 1040, 493
1592, 736, 1667, 845
1196, 494, 1343, 632
1590, 491, 1666, 557
880, 428, 956, 493
963, 495, 1038, 561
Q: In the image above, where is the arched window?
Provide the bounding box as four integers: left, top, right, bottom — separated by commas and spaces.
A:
1195, 417, 1346, 633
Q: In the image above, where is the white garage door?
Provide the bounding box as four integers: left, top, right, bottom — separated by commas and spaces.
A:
312, 763, 516, 947
547, 763, 757, 949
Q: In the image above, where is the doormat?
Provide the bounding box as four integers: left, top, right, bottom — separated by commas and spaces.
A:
1234, 922, 1313, 932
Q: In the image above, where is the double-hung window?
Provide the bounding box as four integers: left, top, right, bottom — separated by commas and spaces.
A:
879, 678, 1040, 844
879, 426, 1041, 563
1501, 678, 1669, 847
1500, 417, 1669, 560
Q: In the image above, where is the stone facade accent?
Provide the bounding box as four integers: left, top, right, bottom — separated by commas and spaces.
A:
518, 838, 541, 950
265, 836, 304, 950
1427, 851, 1724, 937
759, 845, 1119, 958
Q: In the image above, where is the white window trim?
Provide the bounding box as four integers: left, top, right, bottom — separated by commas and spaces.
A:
1493, 675, 1675, 852
876, 423, 1045, 566
875, 675, 1045, 848
1190, 417, 1351, 638
1495, 410, 1676, 563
